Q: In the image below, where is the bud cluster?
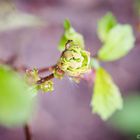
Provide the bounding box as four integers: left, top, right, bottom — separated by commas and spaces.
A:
54, 41, 91, 78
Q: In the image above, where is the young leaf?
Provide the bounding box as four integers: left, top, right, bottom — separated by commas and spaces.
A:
0, 65, 36, 127
58, 35, 68, 51
63, 19, 71, 30
97, 12, 117, 42
91, 67, 123, 120
98, 24, 135, 61
58, 19, 85, 51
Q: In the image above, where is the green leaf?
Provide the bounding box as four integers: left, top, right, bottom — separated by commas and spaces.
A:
63, 19, 71, 30
91, 67, 123, 120
58, 35, 68, 51
98, 24, 135, 61
110, 94, 140, 134
58, 19, 85, 51
0, 65, 36, 127
97, 12, 117, 42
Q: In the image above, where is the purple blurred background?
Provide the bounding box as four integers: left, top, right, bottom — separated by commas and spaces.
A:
0, 0, 140, 140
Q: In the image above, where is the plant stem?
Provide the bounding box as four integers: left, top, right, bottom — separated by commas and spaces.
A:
37, 73, 54, 84
24, 124, 32, 140
38, 65, 56, 73
6, 55, 17, 65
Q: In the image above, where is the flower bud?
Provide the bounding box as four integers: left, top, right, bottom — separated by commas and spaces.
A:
25, 68, 54, 93
38, 80, 54, 92
25, 68, 40, 85
57, 41, 90, 77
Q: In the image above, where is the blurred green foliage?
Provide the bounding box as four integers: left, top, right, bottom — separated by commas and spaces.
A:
0, 1, 45, 32
110, 94, 140, 134
0, 65, 36, 127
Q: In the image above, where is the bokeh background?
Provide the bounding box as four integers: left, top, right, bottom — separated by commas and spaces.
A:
0, 0, 140, 140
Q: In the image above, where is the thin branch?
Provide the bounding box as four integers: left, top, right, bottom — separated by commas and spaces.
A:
37, 73, 54, 84
5, 54, 17, 65
38, 65, 56, 73
24, 124, 32, 140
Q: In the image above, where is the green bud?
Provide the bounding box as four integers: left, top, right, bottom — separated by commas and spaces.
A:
25, 68, 40, 85
38, 80, 54, 93
57, 41, 90, 77
25, 69, 54, 93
